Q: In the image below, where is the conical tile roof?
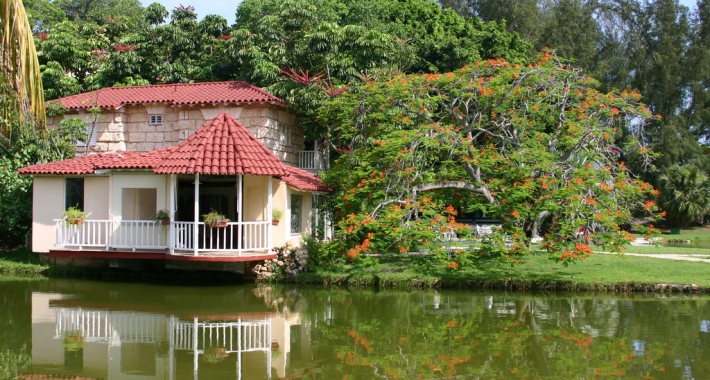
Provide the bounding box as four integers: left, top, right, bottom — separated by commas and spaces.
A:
152, 113, 287, 176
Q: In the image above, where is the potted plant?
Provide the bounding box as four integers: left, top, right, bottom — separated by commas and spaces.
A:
272, 208, 283, 226
155, 210, 170, 225
202, 209, 230, 228
63, 206, 87, 225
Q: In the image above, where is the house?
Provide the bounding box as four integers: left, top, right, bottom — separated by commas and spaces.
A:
19, 82, 329, 272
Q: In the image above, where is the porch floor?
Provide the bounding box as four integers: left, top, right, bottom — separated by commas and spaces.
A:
48, 249, 276, 262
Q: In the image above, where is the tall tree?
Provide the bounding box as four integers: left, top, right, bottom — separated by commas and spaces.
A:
684, 0, 710, 141
319, 54, 660, 259
1, 0, 45, 130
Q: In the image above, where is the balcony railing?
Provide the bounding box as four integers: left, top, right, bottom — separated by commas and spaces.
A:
298, 150, 317, 171
54, 219, 270, 254
173, 221, 269, 252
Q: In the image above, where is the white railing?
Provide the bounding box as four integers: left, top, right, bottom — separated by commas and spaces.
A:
55, 219, 270, 254
173, 221, 270, 253
298, 150, 317, 170
53, 308, 268, 352
173, 319, 271, 353
55, 308, 116, 343
54, 219, 168, 250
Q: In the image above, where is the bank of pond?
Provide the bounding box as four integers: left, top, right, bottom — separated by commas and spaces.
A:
2, 247, 710, 293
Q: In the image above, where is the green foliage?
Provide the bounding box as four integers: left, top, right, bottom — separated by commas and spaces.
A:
302, 235, 347, 270
658, 164, 710, 226
201, 209, 229, 225
320, 53, 661, 264
0, 247, 47, 276
155, 209, 169, 221
0, 119, 80, 247
62, 206, 87, 220
272, 208, 283, 220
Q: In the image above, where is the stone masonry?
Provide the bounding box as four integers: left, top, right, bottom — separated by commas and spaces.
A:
49, 103, 302, 166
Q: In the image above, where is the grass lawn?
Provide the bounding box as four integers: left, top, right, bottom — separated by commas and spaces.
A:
303, 251, 710, 289
0, 247, 47, 276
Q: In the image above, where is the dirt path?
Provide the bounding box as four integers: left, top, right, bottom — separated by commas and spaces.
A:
601, 251, 710, 263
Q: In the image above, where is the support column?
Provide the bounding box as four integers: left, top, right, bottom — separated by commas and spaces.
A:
267, 177, 273, 253
237, 174, 243, 255
193, 316, 199, 379
194, 173, 200, 256
169, 174, 176, 254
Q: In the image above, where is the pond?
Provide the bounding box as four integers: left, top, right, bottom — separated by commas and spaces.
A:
1, 278, 709, 379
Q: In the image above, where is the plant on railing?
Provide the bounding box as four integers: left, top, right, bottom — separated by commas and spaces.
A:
202, 209, 230, 228
63, 206, 87, 225
155, 210, 170, 225
272, 208, 283, 226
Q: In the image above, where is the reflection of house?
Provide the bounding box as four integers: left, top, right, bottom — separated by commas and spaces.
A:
33, 307, 277, 379
19, 82, 330, 270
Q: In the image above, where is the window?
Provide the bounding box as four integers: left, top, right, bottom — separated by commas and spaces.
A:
65, 178, 84, 210
148, 114, 163, 125
278, 122, 292, 146
122, 188, 157, 220
291, 194, 302, 233
76, 125, 97, 147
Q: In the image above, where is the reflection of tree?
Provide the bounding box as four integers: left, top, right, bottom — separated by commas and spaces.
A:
0, 282, 33, 378
260, 287, 707, 379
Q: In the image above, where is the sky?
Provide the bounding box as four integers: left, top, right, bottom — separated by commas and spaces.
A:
143, 0, 699, 28
140, 0, 242, 25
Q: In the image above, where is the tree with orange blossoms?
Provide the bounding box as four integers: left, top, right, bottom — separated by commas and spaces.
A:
320, 52, 661, 262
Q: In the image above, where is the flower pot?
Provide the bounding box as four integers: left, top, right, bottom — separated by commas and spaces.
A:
66, 217, 84, 225
208, 220, 229, 228
272, 219, 280, 226
160, 218, 170, 225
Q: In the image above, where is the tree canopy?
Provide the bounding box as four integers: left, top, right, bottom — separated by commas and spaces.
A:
320, 54, 660, 260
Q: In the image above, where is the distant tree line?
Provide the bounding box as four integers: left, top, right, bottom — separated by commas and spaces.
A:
439, 0, 710, 226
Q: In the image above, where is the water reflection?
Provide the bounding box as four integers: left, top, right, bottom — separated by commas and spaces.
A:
0, 279, 709, 379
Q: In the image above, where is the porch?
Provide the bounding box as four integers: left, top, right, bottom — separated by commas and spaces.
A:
53, 219, 274, 258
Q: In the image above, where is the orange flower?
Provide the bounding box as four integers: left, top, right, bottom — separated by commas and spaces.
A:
448, 262, 459, 269
511, 210, 520, 218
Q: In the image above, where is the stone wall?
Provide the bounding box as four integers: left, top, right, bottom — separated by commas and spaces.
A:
48, 104, 302, 166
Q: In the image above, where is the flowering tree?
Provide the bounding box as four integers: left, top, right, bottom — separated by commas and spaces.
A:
320, 53, 661, 261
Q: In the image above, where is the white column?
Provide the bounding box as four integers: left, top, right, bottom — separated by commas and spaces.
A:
237, 317, 243, 380
267, 319, 272, 380
169, 174, 176, 254
267, 177, 273, 252
313, 194, 319, 239
193, 316, 199, 378
169, 316, 175, 380
237, 174, 243, 255
194, 173, 200, 256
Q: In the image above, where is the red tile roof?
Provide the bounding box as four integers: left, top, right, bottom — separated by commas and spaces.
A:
19, 114, 330, 192
153, 113, 287, 176
18, 151, 142, 175
281, 166, 331, 193
52, 81, 286, 111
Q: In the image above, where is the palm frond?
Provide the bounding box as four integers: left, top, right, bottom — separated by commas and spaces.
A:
1, 0, 46, 131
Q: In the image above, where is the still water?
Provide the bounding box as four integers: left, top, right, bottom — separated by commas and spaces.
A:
1, 278, 709, 380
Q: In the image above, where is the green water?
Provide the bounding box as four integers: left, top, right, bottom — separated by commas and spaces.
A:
1, 278, 709, 379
